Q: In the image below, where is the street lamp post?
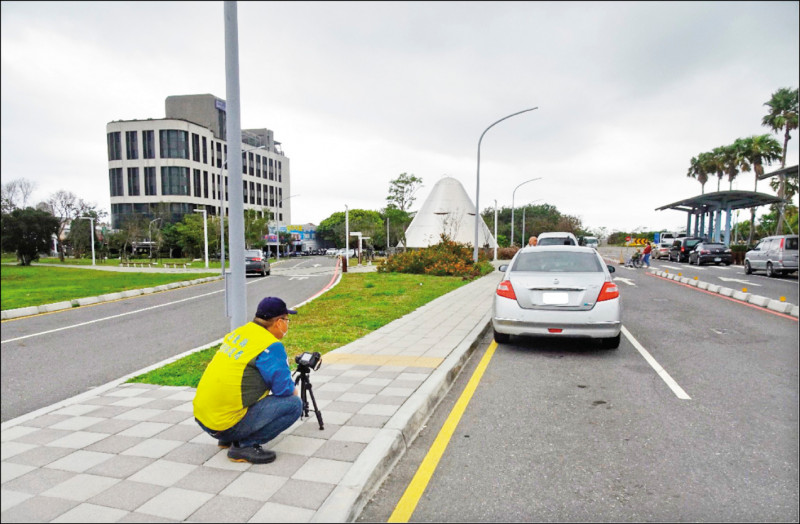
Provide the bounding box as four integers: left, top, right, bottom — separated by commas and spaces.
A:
521, 198, 543, 246
474, 107, 538, 262
272, 194, 299, 260
194, 209, 209, 268
511, 177, 542, 248
77, 216, 95, 265
494, 199, 498, 261
148, 218, 161, 260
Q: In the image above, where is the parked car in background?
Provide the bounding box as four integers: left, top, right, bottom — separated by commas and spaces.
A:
536, 232, 579, 246
492, 245, 621, 349
745, 235, 799, 277
654, 242, 671, 260
582, 236, 599, 249
245, 249, 270, 276
669, 237, 703, 262
688, 242, 732, 266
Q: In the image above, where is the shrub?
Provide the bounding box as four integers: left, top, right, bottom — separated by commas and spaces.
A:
497, 246, 519, 260
378, 235, 494, 280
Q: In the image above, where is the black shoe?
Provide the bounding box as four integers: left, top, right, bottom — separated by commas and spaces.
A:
218, 440, 232, 449
227, 444, 276, 464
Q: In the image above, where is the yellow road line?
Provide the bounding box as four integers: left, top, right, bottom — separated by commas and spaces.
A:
388, 340, 498, 522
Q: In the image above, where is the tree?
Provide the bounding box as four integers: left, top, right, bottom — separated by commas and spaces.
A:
244, 209, 270, 249
44, 190, 106, 262
1, 178, 37, 214
386, 173, 423, 212
735, 134, 783, 244
686, 155, 708, 194
762, 87, 799, 234
174, 213, 206, 258
66, 210, 101, 259
317, 209, 383, 249
1, 207, 59, 265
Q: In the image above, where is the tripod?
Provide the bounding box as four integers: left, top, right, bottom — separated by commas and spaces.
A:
294, 367, 324, 430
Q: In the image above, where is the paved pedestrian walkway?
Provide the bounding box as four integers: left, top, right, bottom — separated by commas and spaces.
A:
0, 269, 503, 522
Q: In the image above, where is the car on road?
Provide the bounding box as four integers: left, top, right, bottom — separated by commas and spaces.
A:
582, 236, 599, 249
688, 242, 732, 266
654, 242, 671, 260
669, 237, 704, 262
245, 249, 270, 276
492, 245, 622, 349
745, 234, 799, 277
536, 231, 579, 246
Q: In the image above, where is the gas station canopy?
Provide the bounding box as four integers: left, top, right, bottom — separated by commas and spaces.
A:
655, 190, 784, 214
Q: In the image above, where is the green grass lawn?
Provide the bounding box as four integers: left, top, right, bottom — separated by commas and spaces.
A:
0, 265, 218, 310
127, 271, 471, 388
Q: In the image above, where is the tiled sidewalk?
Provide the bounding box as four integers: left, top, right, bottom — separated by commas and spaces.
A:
1, 270, 502, 523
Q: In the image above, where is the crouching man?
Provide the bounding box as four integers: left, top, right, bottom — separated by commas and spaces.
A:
193, 297, 302, 464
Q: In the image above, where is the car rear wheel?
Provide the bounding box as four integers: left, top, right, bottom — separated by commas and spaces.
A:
600, 333, 620, 349
766, 262, 775, 278
744, 260, 752, 274
493, 329, 510, 344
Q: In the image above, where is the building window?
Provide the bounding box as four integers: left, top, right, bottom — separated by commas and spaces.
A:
242, 151, 247, 174
256, 156, 261, 178
107, 132, 121, 161
192, 133, 200, 162
257, 184, 262, 205
109, 168, 123, 196
125, 131, 138, 160
127, 167, 140, 196
278, 161, 282, 182
269, 186, 275, 206
249, 181, 255, 204
143, 130, 155, 159
159, 130, 189, 159
278, 188, 283, 207
248, 152, 254, 176
203, 171, 209, 198
194, 169, 202, 197
202, 137, 208, 164
144, 167, 157, 195
216, 143, 222, 168
161, 166, 189, 195
242, 181, 248, 203
268, 158, 274, 180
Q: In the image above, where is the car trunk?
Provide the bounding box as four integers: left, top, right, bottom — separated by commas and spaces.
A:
509, 272, 606, 311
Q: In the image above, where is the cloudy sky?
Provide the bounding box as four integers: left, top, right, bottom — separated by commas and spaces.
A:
2, 1, 798, 234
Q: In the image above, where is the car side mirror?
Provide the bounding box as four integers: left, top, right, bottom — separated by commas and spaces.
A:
607, 265, 615, 273
498, 264, 508, 272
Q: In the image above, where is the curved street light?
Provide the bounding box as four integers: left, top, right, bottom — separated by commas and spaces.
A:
474, 107, 538, 262
511, 177, 542, 248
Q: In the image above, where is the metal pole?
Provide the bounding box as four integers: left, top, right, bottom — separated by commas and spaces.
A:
89, 217, 95, 265
195, 209, 209, 268
219, 164, 226, 276
493, 199, 497, 261
474, 107, 538, 262
522, 206, 526, 246
224, 0, 246, 330
345, 205, 349, 259
510, 176, 542, 249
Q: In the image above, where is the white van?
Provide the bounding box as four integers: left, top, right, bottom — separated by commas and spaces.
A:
583, 236, 599, 249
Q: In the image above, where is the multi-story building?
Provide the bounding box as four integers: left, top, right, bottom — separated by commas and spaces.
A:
106, 94, 291, 230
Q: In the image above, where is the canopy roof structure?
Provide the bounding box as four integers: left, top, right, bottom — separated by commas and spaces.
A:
403, 176, 497, 248
757, 164, 798, 181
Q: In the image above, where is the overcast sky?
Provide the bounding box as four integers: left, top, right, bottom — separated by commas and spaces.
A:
2, 1, 798, 234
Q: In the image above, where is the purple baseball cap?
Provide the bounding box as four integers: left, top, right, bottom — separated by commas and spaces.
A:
255, 297, 297, 320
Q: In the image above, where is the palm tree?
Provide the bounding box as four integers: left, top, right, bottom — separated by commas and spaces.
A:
686, 155, 709, 194
709, 146, 727, 192
737, 134, 783, 244
762, 87, 799, 234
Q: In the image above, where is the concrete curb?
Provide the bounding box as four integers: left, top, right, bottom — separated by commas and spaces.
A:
315, 297, 494, 522
649, 268, 798, 318
1, 276, 222, 321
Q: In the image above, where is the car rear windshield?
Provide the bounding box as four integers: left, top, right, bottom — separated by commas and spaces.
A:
537, 237, 576, 246
512, 251, 603, 272
685, 239, 702, 248
786, 237, 798, 250
702, 243, 726, 249
245, 250, 262, 257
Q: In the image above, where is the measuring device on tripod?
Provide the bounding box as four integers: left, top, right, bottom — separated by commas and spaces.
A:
293, 351, 324, 430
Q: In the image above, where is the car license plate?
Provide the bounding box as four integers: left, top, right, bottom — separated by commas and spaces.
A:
542, 292, 569, 305
714, 257, 721, 262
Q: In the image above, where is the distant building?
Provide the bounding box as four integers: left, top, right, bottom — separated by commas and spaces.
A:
403, 177, 496, 248
106, 94, 291, 229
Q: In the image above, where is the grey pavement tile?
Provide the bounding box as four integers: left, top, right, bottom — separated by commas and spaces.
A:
357, 403, 400, 417
40, 473, 120, 502
138, 387, 185, 399
337, 392, 376, 403
365, 370, 401, 380
84, 455, 156, 479
248, 501, 316, 522
219, 471, 287, 501
121, 438, 183, 459
83, 417, 140, 435
402, 366, 434, 375
318, 382, 352, 393
0, 495, 79, 523
268, 478, 334, 510
141, 399, 185, 410
1, 462, 36, 484
10, 428, 72, 446
340, 369, 372, 378
117, 511, 178, 522
369, 394, 405, 406
80, 395, 122, 406
0, 489, 33, 512
105, 386, 149, 397
249, 452, 307, 478
84, 435, 144, 454
2, 466, 75, 494
48, 417, 106, 432
328, 375, 361, 384
330, 425, 380, 444
50, 404, 102, 417
310, 389, 343, 401
346, 414, 391, 428
358, 377, 393, 387
18, 414, 71, 428
117, 422, 172, 438
154, 423, 204, 442
389, 380, 424, 390
51, 502, 129, 523
271, 436, 325, 457
291, 420, 340, 439
44, 450, 114, 473
316, 410, 353, 426
149, 410, 193, 424
292, 457, 351, 484
128, 459, 197, 487
110, 397, 155, 408
135, 487, 213, 520
47, 431, 109, 449
3, 445, 74, 468
188, 495, 263, 522
79, 405, 135, 420
87, 479, 163, 511
173, 466, 242, 494
313, 440, 366, 462
201, 450, 252, 472
379, 386, 415, 397
113, 408, 166, 422
162, 442, 220, 465
2, 426, 40, 441
321, 401, 363, 413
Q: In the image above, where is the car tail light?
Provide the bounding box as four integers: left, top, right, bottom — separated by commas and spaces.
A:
252, 257, 262, 262
700, 250, 709, 255
496, 280, 517, 300
681, 247, 686, 252
597, 281, 619, 302
780, 238, 785, 249
548, 328, 563, 333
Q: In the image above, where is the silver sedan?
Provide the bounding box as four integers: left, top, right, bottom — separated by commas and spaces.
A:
492, 245, 622, 348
